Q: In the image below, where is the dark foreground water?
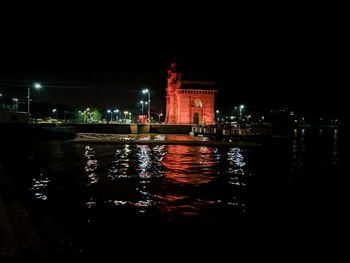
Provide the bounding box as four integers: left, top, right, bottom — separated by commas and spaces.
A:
1, 130, 345, 259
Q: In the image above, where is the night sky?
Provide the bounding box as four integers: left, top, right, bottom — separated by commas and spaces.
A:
0, 9, 346, 117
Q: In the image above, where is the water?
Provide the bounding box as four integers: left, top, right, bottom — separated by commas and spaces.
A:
1, 131, 345, 258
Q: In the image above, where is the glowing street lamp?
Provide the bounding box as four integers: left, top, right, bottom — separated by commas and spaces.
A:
12, 98, 19, 111
52, 108, 57, 118
28, 82, 42, 115
124, 111, 129, 122
158, 112, 163, 123
140, 100, 144, 115
142, 89, 150, 123
114, 109, 119, 122
107, 109, 112, 121
239, 105, 245, 120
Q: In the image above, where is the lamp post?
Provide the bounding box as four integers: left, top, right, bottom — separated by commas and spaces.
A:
239, 105, 244, 120
124, 111, 128, 122
52, 108, 57, 119
216, 110, 220, 122
140, 100, 144, 115
158, 112, 163, 123
28, 83, 42, 115
142, 89, 150, 124
114, 109, 119, 122
13, 98, 19, 112
107, 109, 112, 122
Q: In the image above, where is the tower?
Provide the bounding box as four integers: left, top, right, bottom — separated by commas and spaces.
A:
165, 62, 217, 125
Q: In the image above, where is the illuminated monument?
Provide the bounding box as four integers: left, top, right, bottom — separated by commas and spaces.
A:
165, 62, 217, 125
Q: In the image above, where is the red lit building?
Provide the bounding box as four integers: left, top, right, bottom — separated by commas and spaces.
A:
165, 63, 217, 125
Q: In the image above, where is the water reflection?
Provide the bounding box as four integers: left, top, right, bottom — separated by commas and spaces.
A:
108, 144, 131, 179
30, 172, 50, 201
40, 143, 250, 222
84, 146, 98, 185
224, 148, 247, 212
331, 129, 339, 165
135, 145, 153, 213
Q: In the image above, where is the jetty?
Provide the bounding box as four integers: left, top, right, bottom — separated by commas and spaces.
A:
72, 133, 262, 148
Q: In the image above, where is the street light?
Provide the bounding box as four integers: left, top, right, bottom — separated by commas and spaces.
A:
52, 108, 57, 119
158, 112, 163, 123
239, 105, 244, 120
142, 89, 150, 124
107, 109, 112, 122
114, 109, 119, 122
215, 110, 220, 122
124, 111, 128, 122
13, 98, 19, 111
28, 82, 42, 115
140, 100, 144, 115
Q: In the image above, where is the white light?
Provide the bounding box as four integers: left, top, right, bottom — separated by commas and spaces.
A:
114, 110, 118, 113
140, 100, 143, 104
142, 89, 149, 94
86, 108, 90, 111
107, 109, 111, 113
34, 83, 42, 89
52, 108, 57, 113
13, 98, 18, 101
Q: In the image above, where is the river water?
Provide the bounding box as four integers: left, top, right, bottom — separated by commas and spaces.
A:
1, 129, 344, 258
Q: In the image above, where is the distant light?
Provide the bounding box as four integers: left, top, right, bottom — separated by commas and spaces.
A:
0, 93, 3, 97
114, 110, 118, 113
216, 110, 219, 113
230, 116, 234, 120
140, 100, 144, 104
145, 102, 148, 105
107, 109, 111, 113
52, 108, 57, 113
12, 98, 18, 101
34, 83, 42, 89
86, 108, 90, 111
78, 111, 82, 113
142, 89, 149, 94
124, 111, 128, 114
240, 105, 244, 109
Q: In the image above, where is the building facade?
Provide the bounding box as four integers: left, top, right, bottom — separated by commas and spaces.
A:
165, 63, 217, 125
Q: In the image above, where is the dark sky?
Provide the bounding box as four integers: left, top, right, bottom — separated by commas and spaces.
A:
0, 8, 346, 117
